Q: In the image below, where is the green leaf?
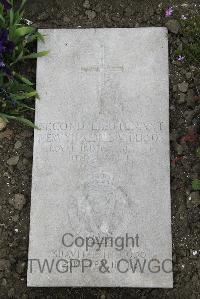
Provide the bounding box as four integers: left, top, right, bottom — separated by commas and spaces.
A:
20, 103, 35, 111
17, 10, 24, 21
13, 11, 21, 26
16, 117, 39, 129
0, 13, 5, 24
0, 75, 3, 86
1, 114, 39, 129
9, 82, 35, 93
0, 3, 3, 12
0, 113, 8, 123
10, 91, 38, 100
196, 148, 200, 158
18, 0, 26, 12
13, 72, 34, 86
15, 26, 36, 37
192, 179, 200, 191
26, 32, 45, 43
10, 50, 24, 65
9, 8, 14, 26
36, 32, 45, 42
21, 50, 49, 60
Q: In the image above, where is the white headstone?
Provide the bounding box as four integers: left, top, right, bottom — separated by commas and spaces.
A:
28, 28, 173, 288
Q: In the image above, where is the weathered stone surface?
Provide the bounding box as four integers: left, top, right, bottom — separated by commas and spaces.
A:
28, 28, 172, 288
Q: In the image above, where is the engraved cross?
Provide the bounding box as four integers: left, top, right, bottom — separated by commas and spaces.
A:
81, 44, 124, 114
81, 44, 124, 73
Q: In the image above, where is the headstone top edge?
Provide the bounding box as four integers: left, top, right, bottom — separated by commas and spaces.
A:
38, 27, 168, 34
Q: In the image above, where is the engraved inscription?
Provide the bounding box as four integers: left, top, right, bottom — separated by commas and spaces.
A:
36, 120, 166, 169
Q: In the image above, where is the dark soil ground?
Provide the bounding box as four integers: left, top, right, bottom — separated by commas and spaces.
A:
0, 0, 200, 298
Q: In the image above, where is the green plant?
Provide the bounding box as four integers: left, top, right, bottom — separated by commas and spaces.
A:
192, 179, 200, 191
196, 147, 200, 158
0, 0, 48, 128
179, 18, 200, 192
180, 16, 200, 66
192, 149, 200, 191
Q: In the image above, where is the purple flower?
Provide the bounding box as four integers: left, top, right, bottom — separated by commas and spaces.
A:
0, 29, 14, 54
0, 29, 14, 77
0, 58, 5, 68
165, 7, 173, 17
0, 0, 12, 10
0, 57, 11, 76
177, 55, 185, 62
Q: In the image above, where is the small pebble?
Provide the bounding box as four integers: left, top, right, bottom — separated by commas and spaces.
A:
186, 89, 195, 107
22, 158, 29, 165
166, 19, 180, 34
1, 278, 7, 287
190, 249, 199, 259
183, 110, 194, 122
85, 10, 96, 20
173, 84, 178, 92
16, 261, 26, 274
63, 16, 70, 24
175, 143, 183, 155
7, 156, 19, 166
0, 259, 11, 272
14, 141, 22, 150
9, 194, 26, 211
11, 215, 19, 222
178, 82, 189, 93
83, 0, 90, 9
186, 72, 192, 80
178, 93, 186, 104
